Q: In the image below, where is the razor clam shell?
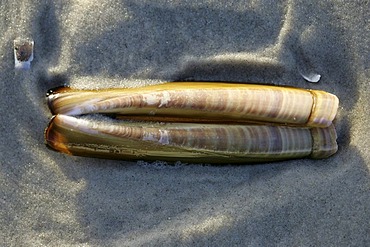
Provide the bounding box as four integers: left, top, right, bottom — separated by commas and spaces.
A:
47, 82, 339, 128
44, 115, 338, 163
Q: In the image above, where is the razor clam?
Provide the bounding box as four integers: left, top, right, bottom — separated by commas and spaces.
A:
47, 82, 339, 128
44, 115, 338, 163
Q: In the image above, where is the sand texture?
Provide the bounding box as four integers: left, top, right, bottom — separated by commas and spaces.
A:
1, 0, 369, 246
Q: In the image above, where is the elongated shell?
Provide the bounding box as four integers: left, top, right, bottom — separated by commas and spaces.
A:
47, 82, 339, 128
44, 115, 338, 163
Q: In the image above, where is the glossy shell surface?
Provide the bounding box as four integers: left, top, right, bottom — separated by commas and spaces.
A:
45, 115, 338, 163
47, 82, 339, 128
45, 82, 339, 163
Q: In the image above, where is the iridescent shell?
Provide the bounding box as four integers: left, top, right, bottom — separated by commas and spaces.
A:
45, 115, 338, 163
47, 82, 339, 128
45, 82, 339, 163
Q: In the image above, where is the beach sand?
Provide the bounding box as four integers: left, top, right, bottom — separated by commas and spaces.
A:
1, 0, 369, 246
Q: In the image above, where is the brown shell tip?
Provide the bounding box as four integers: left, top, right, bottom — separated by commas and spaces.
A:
46, 86, 72, 115
44, 116, 72, 155
46, 86, 72, 97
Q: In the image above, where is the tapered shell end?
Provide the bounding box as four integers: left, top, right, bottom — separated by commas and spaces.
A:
44, 116, 72, 155
46, 86, 72, 97
46, 87, 76, 115
308, 91, 339, 127
310, 124, 338, 159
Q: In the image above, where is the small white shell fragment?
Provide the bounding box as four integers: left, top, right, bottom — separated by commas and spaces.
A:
300, 71, 321, 83
14, 39, 34, 70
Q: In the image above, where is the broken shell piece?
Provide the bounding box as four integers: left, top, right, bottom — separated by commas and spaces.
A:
300, 71, 321, 83
14, 39, 34, 70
